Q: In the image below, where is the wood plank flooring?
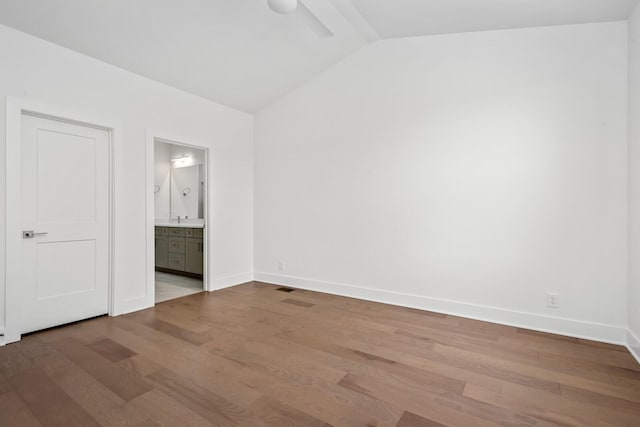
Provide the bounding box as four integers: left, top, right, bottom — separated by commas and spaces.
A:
0, 281, 639, 426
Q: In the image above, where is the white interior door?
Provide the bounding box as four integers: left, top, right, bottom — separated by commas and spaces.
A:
20, 113, 110, 334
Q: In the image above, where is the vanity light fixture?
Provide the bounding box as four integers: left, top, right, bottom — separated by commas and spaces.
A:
171, 154, 193, 168
171, 155, 190, 162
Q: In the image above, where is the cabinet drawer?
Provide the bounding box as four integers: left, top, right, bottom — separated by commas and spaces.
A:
185, 228, 204, 238
168, 227, 186, 236
155, 227, 168, 236
168, 254, 185, 271
168, 237, 185, 254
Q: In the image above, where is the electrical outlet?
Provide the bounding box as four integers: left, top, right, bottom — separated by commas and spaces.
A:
278, 260, 285, 271
546, 293, 559, 308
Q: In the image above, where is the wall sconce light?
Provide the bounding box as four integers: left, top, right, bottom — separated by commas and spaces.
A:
183, 188, 191, 197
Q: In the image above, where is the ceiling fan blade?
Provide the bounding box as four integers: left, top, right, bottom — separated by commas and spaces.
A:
295, 1, 334, 38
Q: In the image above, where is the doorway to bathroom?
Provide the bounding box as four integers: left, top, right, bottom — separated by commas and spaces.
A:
152, 138, 208, 303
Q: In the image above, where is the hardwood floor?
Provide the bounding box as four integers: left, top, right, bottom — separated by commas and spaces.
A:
1, 281, 639, 426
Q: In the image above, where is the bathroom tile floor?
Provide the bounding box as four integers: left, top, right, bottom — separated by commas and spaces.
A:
155, 271, 203, 303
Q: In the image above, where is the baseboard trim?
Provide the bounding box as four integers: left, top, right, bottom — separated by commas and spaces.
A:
214, 272, 254, 290
628, 330, 640, 364
114, 295, 154, 317
254, 272, 627, 345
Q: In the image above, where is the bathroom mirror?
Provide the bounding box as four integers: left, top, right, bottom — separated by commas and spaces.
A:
154, 140, 206, 221
170, 164, 204, 219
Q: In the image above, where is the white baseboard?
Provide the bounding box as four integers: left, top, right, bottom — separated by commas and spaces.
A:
628, 330, 640, 364
254, 272, 627, 345
0, 331, 20, 346
214, 272, 254, 290
113, 300, 153, 317
113, 293, 155, 317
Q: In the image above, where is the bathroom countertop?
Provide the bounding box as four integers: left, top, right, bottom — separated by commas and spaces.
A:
155, 221, 205, 229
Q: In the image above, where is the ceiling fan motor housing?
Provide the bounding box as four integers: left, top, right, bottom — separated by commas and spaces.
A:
267, 0, 298, 14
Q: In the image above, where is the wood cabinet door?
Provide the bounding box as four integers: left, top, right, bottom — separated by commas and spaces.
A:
155, 236, 169, 268
186, 238, 203, 274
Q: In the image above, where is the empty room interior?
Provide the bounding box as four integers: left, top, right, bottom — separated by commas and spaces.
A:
1, 0, 640, 425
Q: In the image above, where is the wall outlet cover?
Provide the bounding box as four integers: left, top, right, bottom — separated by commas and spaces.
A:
546, 293, 559, 308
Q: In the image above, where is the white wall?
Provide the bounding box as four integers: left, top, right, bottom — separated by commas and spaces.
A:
0, 24, 254, 331
1, 18, 634, 348
255, 22, 629, 343
154, 141, 171, 220
628, 3, 640, 358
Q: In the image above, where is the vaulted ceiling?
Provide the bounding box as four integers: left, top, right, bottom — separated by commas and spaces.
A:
0, 0, 637, 112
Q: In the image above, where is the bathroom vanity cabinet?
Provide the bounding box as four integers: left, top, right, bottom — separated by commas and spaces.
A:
155, 226, 204, 277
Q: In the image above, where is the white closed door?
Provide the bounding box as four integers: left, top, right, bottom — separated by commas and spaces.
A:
20, 114, 110, 334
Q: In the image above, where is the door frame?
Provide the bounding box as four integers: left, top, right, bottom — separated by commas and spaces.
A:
4, 97, 121, 344
145, 130, 213, 303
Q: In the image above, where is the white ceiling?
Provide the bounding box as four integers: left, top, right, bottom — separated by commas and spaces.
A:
350, 0, 639, 38
0, 0, 637, 113
0, 0, 369, 112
